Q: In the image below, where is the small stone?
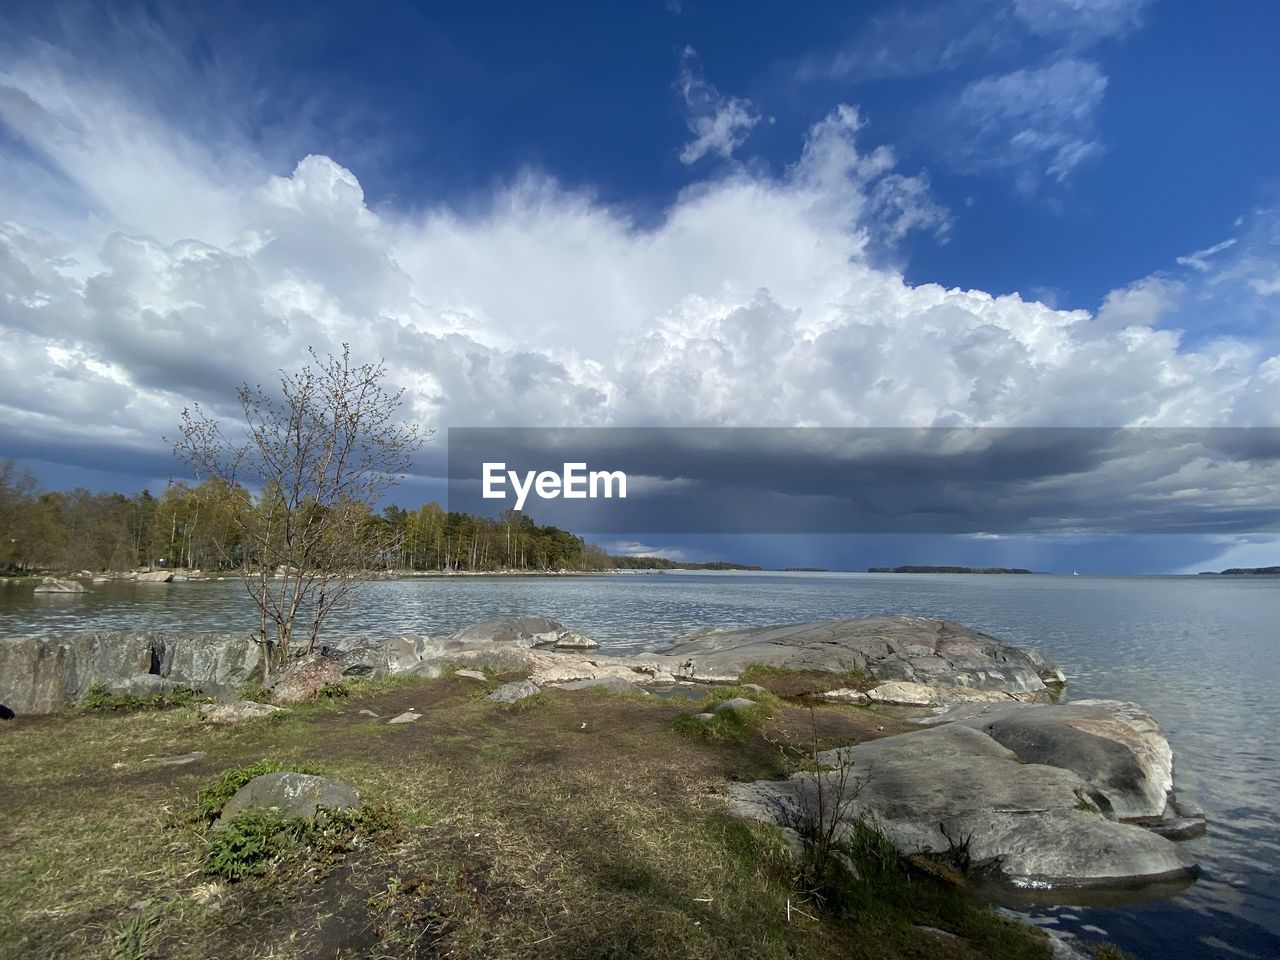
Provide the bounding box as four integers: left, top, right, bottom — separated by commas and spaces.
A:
694, 712, 716, 722
740, 683, 769, 694
358, 708, 380, 718
488, 680, 541, 704
454, 669, 487, 681
387, 711, 421, 724
712, 697, 757, 714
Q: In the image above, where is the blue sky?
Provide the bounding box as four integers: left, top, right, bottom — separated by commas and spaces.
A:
1, 0, 1278, 572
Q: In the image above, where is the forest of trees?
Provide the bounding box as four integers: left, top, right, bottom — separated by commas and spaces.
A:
0, 459, 757, 574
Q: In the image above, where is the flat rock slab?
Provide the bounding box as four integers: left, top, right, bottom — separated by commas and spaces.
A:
488, 680, 541, 703
657, 616, 1063, 696
200, 701, 287, 723
387, 711, 421, 724
143, 751, 205, 766
218, 772, 359, 825
731, 720, 1198, 891
454, 669, 488, 681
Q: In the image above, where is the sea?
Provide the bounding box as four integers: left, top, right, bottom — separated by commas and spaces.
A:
2, 570, 1276, 959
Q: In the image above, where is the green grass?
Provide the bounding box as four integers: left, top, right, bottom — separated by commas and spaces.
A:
77, 683, 205, 713
0, 672, 1062, 960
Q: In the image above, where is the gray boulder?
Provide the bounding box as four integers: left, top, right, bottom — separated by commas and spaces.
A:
218, 772, 359, 825
657, 616, 1063, 698
731, 722, 1198, 890
488, 679, 541, 703
33, 577, 87, 594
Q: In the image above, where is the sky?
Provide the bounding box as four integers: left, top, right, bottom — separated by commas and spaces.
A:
1, 0, 1278, 572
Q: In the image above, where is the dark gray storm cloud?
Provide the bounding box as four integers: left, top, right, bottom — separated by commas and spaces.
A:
448, 427, 1280, 535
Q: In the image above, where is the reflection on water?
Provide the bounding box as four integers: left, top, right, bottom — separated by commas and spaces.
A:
2, 571, 1278, 959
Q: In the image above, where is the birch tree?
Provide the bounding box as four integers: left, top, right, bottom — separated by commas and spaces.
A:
173, 346, 428, 679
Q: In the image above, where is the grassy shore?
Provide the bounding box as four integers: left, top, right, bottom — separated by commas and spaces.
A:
0, 672, 1062, 960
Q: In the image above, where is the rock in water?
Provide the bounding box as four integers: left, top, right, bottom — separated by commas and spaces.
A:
731, 705, 1201, 891
269, 654, 344, 704
33, 577, 87, 594
488, 679, 541, 703
218, 772, 359, 825
925, 699, 1174, 819
134, 571, 174, 583
453, 616, 600, 651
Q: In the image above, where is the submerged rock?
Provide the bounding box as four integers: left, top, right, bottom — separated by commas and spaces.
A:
218, 772, 359, 825
33, 577, 86, 594
731, 701, 1202, 891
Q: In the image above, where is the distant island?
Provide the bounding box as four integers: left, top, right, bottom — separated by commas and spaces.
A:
1198, 566, 1280, 576
781, 567, 829, 572
868, 565, 1036, 574
612, 557, 763, 571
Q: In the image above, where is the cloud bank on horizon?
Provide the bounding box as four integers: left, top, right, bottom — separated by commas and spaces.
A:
0, 0, 1277, 570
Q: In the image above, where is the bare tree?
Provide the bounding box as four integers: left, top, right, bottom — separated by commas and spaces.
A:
173, 345, 429, 679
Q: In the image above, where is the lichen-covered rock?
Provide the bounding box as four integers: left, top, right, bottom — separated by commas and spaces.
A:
217, 772, 359, 825
269, 654, 344, 704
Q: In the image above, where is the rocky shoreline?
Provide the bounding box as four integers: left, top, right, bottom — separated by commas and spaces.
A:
0, 614, 1205, 899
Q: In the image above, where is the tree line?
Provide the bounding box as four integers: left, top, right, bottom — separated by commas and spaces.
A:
1, 459, 757, 574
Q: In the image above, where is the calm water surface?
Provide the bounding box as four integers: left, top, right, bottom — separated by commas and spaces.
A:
2, 571, 1277, 959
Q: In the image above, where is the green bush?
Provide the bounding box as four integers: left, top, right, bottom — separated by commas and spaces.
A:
203, 809, 304, 881
202, 802, 399, 882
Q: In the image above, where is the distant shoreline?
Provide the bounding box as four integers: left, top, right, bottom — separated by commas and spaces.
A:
866, 565, 1037, 575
